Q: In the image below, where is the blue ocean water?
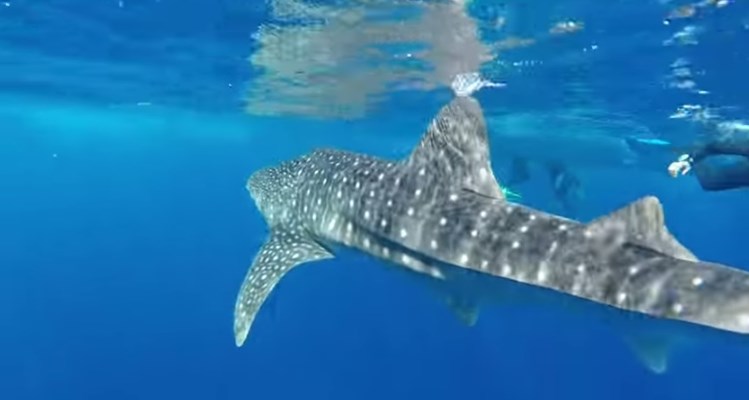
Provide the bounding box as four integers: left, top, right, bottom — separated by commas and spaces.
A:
3, 1, 749, 399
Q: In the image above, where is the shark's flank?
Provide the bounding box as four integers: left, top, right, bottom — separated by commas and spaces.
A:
233, 96, 749, 368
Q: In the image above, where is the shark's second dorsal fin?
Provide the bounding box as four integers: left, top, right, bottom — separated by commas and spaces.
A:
234, 228, 333, 347
587, 196, 697, 262
407, 96, 505, 201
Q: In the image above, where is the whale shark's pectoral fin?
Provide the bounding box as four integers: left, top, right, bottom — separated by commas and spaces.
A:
586, 196, 697, 262
233, 229, 333, 347
624, 333, 675, 374
407, 96, 505, 201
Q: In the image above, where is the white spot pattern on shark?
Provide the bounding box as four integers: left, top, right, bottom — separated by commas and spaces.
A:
233, 95, 749, 376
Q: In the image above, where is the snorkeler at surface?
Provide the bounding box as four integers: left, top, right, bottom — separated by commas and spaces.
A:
668, 120, 749, 191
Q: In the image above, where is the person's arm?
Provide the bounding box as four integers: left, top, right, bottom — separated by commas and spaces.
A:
693, 155, 749, 191
668, 121, 749, 177
667, 121, 728, 177
668, 148, 708, 177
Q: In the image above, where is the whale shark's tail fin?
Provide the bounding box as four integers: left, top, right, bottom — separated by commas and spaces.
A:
586, 196, 696, 262
233, 229, 334, 347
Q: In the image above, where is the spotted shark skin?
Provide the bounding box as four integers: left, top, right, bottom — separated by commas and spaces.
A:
234, 95, 749, 366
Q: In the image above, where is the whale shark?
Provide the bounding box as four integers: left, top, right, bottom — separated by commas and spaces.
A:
233, 94, 749, 373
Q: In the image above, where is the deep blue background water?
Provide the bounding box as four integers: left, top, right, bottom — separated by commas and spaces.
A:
3, 1, 749, 399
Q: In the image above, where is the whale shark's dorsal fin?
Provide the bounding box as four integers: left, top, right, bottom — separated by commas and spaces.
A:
407, 96, 505, 201
234, 228, 333, 347
586, 196, 697, 262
